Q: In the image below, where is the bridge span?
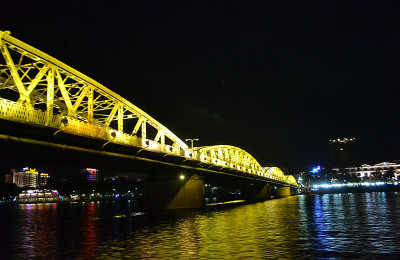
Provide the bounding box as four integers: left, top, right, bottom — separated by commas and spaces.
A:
0, 30, 298, 208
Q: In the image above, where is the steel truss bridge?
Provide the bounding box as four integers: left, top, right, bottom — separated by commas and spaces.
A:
0, 30, 298, 187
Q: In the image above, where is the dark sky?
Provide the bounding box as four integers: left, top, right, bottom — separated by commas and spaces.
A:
2, 1, 400, 172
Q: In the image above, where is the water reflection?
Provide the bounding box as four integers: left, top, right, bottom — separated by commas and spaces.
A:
298, 193, 400, 258
17, 203, 59, 259
1, 193, 400, 259
98, 196, 304, 259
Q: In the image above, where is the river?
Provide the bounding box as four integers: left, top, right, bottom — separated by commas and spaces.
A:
1, 192, 400, 259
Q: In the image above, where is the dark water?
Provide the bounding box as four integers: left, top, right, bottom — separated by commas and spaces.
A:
1, 193, 400, 259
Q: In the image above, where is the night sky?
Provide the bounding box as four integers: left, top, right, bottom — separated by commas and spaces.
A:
2, 1, 400, 173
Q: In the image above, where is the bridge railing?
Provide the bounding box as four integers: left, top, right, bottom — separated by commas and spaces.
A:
0, 98, 298, 185
0, 98, 55, 126
0, 98, 190, 156
0, 98, 298, 186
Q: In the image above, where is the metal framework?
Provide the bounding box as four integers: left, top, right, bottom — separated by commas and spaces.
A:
0, 30, 298, 187
0, 30, 188, 156
194, 145, 298, 186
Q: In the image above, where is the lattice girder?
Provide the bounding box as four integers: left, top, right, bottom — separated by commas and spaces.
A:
0, 30, 188, 155
0, 30, 298, 186
194, 145, 298, 186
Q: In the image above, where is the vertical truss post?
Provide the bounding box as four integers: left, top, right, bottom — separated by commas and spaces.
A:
224, 149, 229, 164
118, 104, 123, 132
87, 86, 93, 124
46, 67, 54, 126
160, 131, 165, 147
141, 120, 147, 140
210, 149, 216, 162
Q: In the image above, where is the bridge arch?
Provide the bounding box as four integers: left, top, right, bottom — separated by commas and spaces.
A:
0, 30, 189, 156
194, 145, 264, 175
0, 30, 298, 187
194, 146, 297, 185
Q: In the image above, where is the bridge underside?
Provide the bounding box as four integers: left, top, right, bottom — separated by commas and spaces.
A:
0, 119, 294, 209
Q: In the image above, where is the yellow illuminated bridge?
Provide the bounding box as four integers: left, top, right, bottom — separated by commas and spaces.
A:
0, 30, 298, 187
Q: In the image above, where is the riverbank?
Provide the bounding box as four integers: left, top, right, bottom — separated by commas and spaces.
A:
310, 183, 400, 194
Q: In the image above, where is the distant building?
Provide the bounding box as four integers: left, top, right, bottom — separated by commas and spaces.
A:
104, 175, 130, 183
4, 169, 15, 184
332, 162, 400, 180
104, 172, 147, 183
329, 138, 356, 167
18, 189, 61, 203
81, 168, 98, 182
39, 173, 50, 187
13, 167, 39, 188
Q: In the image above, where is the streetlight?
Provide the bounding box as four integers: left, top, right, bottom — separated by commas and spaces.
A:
185, 138, 199, 149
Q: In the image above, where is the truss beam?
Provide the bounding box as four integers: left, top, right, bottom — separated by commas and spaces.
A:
0, 29, 298, 186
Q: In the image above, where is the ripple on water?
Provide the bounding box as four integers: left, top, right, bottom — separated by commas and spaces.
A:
1, 193, 400, 259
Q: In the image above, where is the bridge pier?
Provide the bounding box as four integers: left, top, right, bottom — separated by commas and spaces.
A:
243, 183, 271, 201
145, 173, 205, 209
274, 186, 291, 198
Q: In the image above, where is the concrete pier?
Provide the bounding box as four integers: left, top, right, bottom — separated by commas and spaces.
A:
243, 183, 271, 201
275, 186, 291, 197
146, 173, 205, 209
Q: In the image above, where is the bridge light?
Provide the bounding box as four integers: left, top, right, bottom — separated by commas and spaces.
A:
180, 174, 185, 180
185, 138, 199, 149
186, 151, 193, 158
147, 140, 158, 150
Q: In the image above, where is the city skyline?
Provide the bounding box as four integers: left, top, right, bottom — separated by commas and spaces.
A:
1, 1, 399, 172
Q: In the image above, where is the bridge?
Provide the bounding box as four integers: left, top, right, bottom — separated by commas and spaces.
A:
0, 30, 298, 208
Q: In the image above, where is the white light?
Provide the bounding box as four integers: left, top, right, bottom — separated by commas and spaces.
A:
200, 154, 207, 161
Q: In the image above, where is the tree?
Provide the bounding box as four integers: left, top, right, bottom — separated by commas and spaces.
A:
384, 167, 396, 181
0, 183, 19, 200
334, 168, 348, 183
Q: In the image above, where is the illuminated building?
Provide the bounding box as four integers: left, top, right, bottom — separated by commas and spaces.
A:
310, 166, 321, 177
332, 162, 400, 180
18, 189, 61, 203
39, 173, 50, 186
13, 167, 39, 188
81, 168, 98, 182
329, 138, 356, 167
